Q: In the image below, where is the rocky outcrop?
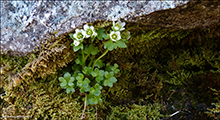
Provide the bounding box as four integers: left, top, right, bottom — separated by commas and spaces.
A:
1, 1, 188, 57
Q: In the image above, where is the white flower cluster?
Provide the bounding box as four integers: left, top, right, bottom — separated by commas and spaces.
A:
73, 24, 97, 46
110, 21, 126, 42
72, 21, 128, 46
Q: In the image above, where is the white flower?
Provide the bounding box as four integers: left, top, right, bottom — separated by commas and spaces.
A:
83, 24, 97, 38
110, 31, 121, 42
112, 21, 126, 31
73, 29, 86, 41
73, 40, 80, 46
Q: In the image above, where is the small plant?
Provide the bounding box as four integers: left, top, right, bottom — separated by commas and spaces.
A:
59, 21, 130, 118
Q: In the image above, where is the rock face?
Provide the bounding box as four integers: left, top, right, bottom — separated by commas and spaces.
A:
0, 1, 188, 56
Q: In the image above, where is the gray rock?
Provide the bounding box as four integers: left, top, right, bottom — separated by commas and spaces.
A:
0, 1, 188, 56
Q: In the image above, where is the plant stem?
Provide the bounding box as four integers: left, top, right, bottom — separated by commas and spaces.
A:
80, 93, 87, 119
92, 49, 109, 69
85, 53, 90, 62
88, 55, 94, 67
81, 49, 85, 68
95, 105, 98, 120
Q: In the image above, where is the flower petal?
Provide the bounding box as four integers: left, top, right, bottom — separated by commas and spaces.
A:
75, 29, 80, 33
73, 33, 78, 39
74, 40, 80, 46
90, 26, 94, 30
84, 24, 89, 30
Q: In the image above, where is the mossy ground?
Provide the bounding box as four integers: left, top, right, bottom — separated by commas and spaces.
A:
0, 21, 220, 119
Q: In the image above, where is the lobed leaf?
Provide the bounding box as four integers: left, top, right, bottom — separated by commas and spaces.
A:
64, 72, 71, 80
60, 82, 67, 87
96, 28, 107, 40
76, 73, 84, 81
116, 40, 127, 48
69, 33, 76, 40
73, 43, 83, 52
95, 60, 104, 68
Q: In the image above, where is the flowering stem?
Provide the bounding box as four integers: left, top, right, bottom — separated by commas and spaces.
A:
92, 49, 109, 69
81, 49, 85, 68
88, 55, 94, 67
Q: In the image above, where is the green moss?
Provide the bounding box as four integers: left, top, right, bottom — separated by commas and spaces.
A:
206, 89, 220, 119
106, 104, 166, 120
1, 20, 220, 119
0, 54, 29, 117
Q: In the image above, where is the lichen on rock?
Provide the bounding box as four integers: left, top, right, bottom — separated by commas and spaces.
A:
1, 1, 189, 57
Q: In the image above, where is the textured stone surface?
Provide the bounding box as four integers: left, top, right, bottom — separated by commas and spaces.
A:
0, 1, 188, 56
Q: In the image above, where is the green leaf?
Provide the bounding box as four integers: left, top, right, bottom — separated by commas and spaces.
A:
103, 33, 109, 40
114, 69, 120, 74
58, 77, 65, 82
104, 71, 109, 78
94, 84, 99, 89
104, 40, 117, 51
109, 77, 117, 83
92, 97, 99, 104
91, 47, 98, 55
70, 87, 75, 93
69, 33, 76, 40
95, 60, 104, 68
84, 78, 91, 84
89, 97, 98, 105
82, 82, 89, 88
75, 58, 80, 65
98, 97, 103, 103
64, 72, 71, 80
104, 41, 112, 49
99, 85, 103, 90
94, 89, 101, 96
87, 94, 102, 105
83, 67, 93, 75
98, 70, 105, 77
94, 68, 99, 75
60, 82, 67, 87
68, 81, 74, 86
66, 88, 71, 94
114, 63, 119, 68
91, 36, 96, 42
116, 40, 127, 48
84, 45, 90, 54
89, 84, 102, 96
109, 72, 114, 77
91, 68, 99, 77
113, 43, 118, 50
75, 55, 83, 65
103, 79, 113, 87
72, 64, 81, 72
76, 73, 84, 81
80, 88, 85, 93
95, 76, 103, 83
91, 71, 97, 77
105, 63, 120, 74
89, 87, 96, 95
105, 63, 111, 71
84, 44, 98, 55
96, 28, 107, 40
73, 43, 83, 52
85, 86, 90, 92
112, 63, 120, 74
77, 80, 83, 87
104, 71, 114, 78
